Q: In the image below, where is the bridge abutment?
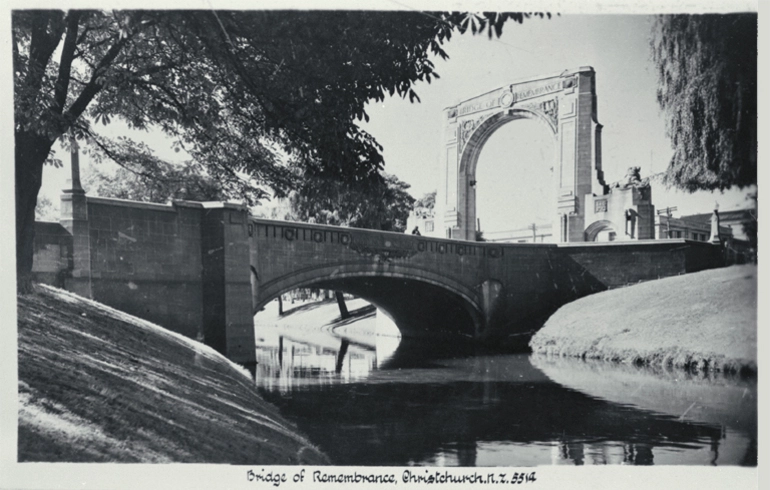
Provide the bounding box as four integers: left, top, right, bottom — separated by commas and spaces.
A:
200, 204, 256, 364
43, 196, 257, 364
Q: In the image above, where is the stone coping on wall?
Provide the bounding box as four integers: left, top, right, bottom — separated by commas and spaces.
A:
85, 196, 248, 213
555, 239, 689, 248
556, 239, 723, 251
249, 217, 557, 249
172, 200, 248, 211
86, 196, 177, 212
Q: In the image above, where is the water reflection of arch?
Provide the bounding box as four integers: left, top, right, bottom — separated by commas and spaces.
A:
458, 108, 559, 241
255, 264, 484, 338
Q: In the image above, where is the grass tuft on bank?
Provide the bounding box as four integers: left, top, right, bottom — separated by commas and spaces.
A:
17, 285, 329, 464
530, 264, 757, 375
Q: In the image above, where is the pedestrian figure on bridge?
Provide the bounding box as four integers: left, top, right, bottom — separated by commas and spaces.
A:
412, 226, 421, 236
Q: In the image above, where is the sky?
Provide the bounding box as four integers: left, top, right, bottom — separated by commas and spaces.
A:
357, 14, 755, 232
36, 11, 755, 234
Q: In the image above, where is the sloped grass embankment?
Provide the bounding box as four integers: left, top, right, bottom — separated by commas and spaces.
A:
17, 285, 329, 464
530, 264, 757, 375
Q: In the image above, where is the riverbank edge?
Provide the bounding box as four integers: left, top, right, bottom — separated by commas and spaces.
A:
529, 264, 757, 376
16, 284, 330, 464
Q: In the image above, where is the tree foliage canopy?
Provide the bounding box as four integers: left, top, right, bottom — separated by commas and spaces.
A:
14, 9, 545, 286
650, 13, 757, 192
83, 161, 229, 204
415, 190, 437, 210
287, 172, 416, 233
14, 10, 541, 200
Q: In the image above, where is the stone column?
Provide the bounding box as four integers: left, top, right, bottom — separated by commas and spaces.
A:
60, 142, 91, 297
200, 203, 256, 364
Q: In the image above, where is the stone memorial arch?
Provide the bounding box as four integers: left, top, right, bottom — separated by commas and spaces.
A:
435, 67, 607, 242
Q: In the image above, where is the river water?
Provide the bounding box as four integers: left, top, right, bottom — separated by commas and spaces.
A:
252, 310, 756, 467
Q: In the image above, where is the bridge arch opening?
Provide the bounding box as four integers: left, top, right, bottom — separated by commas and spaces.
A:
472, 112, 557, 243
255, 272, 484, 340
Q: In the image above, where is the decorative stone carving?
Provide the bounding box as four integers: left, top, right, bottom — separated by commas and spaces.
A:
460, 119, 476, 151
500, 90, 514, 108
541, 98, 558, 125
346, 234, 418, 262
348, 244, 418, 262
458, 113, 495, 153
594, 199, 608, 213
609, 166, 650, 192
520, 98, 559, 131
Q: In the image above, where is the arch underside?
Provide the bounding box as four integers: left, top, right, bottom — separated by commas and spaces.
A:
254, 264, 484, 340
460, 108, 557, 176
458, 108, 559, 241
584, 219, 618, 241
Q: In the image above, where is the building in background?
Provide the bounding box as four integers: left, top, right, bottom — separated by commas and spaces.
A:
482, 223, 553, 243
674, 209, 756, 242
405, 207, 436, 237
655, 213, 731, 241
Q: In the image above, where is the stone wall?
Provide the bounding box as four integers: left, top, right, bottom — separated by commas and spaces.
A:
200, 206, 254, 362
31, 221, 72, 287
85, 198, 204, 341
555, 239, 723, 290
31, 196, 256, 364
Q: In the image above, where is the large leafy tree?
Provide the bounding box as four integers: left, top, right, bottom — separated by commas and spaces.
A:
288, 172, 416, 233
650, 13, 757, 192
415, 190, 436, 210
83, 161, 230, 204
14, 9, 543, 291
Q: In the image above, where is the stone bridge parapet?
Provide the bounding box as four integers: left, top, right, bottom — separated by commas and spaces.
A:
32, 195, 727, 363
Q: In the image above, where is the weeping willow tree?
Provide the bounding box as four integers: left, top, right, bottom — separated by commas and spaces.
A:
650, 13, 757, 192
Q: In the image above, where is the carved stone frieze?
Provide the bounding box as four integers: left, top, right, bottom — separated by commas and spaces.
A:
458, 113, 494, 154
458, 96, 559, 154
348, 244, 418, 262
519, 98, 559, 131
346, 234, 418, 262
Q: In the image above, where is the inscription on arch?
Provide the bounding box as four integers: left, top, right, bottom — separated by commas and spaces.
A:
456, 97, 559, 154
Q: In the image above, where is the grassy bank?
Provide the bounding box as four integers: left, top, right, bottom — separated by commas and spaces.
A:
17, 285, 329, 464
530, 264, 757, 375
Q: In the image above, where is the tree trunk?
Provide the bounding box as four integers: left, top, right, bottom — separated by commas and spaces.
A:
335, 339, 350, 373
335, 291, 350, 319
277, 295, 283, 315
16, 130, 56, 293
